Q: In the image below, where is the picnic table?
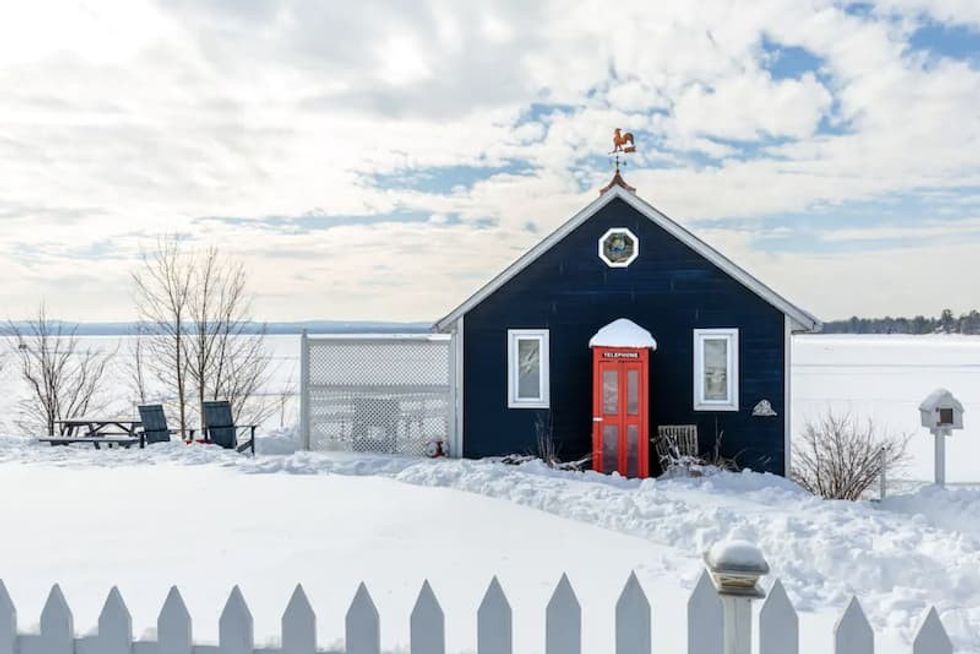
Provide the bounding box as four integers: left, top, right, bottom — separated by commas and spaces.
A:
39, 417, 145, 449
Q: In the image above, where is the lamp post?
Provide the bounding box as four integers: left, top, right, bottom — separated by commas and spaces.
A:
705, 540, 770, 654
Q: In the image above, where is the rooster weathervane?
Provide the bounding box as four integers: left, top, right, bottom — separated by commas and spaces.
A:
599, 128, 638, 195
610, 128, 636, 174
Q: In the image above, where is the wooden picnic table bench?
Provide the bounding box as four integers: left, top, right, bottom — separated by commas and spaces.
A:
39, 417, 145, 449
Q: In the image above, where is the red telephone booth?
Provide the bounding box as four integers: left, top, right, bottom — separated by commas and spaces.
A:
590, 319, 656, 478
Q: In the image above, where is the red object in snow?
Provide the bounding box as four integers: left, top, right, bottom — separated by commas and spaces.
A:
425, 438, 448, 458
591, 345, 650, 478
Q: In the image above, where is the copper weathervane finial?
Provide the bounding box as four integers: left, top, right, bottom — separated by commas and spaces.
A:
601, 128, 637, 195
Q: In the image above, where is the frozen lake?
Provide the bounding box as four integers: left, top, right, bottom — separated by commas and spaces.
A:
1, 333, 976, 482
794, 334, 980, 483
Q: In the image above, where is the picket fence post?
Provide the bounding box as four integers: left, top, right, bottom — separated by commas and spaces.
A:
98, 587, 132, 654
0, 581, 15, 654
913, 607, 952, 654
615, 572, 650, 654
346, 583, 379, 654
410, 580, 444, 654
688, 571, 723, 654
759, 579, 797, 654
282, 584, 316, 654
158, 586, 192, 654
219, 586, 253, 654
39, 584, 73, 654
834, 597, 874, 654
546, 574, 580, 654
477, 577, 511, 654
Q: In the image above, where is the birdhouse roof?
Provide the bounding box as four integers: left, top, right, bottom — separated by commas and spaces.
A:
919, 388, 965, 412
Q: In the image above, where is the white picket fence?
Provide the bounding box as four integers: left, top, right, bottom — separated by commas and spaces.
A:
0, 567, 956, 654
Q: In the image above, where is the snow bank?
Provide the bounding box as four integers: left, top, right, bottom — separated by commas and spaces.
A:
1, 437, 978, 651
255, 426, 303, 455
589, 318, 657, 349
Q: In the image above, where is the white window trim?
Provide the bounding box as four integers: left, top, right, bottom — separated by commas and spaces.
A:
693, 328, 739, 411
507, 329, 550, 409
598, 227, 640, 268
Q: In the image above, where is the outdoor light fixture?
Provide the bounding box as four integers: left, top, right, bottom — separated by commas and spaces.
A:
704, 540, 770, 598
705, 540, 771, 654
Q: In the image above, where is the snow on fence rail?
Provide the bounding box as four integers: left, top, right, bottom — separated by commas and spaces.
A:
0, 546, 957, 654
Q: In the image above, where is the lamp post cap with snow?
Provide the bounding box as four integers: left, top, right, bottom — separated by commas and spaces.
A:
704, 540, 770, 599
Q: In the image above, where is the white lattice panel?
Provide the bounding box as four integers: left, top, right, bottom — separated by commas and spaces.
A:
302, 335, 453, 456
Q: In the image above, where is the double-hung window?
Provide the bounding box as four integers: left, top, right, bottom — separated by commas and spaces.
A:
507, 329, 550, 408
693, 328, 739, 411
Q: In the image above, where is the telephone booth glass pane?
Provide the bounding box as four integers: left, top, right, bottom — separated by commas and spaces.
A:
603, 370, 619, 415
602, 425, 618, 473
626, 425, 639, 477
627, 369, 639, 415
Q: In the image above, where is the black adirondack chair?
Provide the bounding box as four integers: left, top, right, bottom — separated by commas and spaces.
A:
137, 404, 193, 444
202, 400, 256, 454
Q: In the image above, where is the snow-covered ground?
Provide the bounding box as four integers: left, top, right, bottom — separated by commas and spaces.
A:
0, 439, 976, 653
0, 334, 977, 651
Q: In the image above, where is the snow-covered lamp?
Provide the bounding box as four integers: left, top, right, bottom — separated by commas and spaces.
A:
704, 540, 770, 598
705, 540, 771, 654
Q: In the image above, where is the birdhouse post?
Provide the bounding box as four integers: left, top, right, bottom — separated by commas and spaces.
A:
918, 388, 965, 487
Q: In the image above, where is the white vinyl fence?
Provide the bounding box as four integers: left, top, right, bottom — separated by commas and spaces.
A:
299, 333, 455, 457
0, 544, 956, 654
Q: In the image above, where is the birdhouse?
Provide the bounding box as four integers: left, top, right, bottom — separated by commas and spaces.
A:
919, 388, 964, 433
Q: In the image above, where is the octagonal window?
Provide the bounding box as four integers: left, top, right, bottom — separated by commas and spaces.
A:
598, 228, 639, 268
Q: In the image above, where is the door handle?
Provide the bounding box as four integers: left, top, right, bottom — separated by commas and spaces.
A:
592, 417, 604, 422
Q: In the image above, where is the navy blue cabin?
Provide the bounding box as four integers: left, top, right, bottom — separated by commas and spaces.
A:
435, 181, 819, 476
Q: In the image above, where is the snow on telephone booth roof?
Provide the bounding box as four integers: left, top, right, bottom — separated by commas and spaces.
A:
589, 318, 657, 349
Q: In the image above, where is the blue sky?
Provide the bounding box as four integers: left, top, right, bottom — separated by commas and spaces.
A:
0, 1, 978, 321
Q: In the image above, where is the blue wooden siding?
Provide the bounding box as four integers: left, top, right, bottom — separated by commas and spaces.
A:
462, 197, 788, 475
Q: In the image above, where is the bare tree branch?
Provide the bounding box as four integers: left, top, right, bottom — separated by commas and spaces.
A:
4, 304, 114, 436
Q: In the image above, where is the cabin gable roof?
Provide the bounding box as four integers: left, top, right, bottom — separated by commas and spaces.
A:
434, 185, 820, 333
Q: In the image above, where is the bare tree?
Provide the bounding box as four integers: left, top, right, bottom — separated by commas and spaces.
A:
133, 236, 271, 436
4, 304, 114, 436
792, 410, 910, 500
183, 245, 272, 430
125, 323, 150, 408
132, 236, 194, 436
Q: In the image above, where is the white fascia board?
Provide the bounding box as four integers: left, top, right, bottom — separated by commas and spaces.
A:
433, 186, 820, 333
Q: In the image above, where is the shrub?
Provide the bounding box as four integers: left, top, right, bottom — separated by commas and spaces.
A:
792, 410, 909, 500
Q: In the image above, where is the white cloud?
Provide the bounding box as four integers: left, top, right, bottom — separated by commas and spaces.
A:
670, 72, 833, 140
0, 0, 978, 321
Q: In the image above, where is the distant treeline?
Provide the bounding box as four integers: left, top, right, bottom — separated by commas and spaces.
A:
823, 309, 980, 334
